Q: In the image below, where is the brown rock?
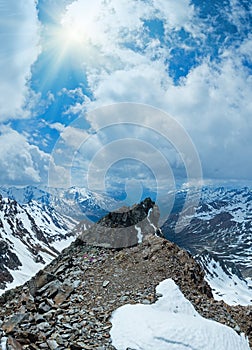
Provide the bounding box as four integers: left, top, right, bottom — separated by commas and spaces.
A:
2, 314, 26, 333
34, 272, 55, 290
54, 283, 74, 305
7, 336, 23, 350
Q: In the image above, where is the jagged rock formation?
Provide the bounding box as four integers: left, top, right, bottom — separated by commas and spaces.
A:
0, 201, 251, 349
77, 197, 162, 248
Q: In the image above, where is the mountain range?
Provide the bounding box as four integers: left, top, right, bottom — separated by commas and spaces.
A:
1, 184, 252, 307
162, 185, 252, 278
0, 185, 252, 349
0, 185, 116, 222
0, 194, 79, 293
0, 210, 251, 349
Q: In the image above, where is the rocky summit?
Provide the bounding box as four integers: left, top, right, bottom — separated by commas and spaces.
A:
0, 199, 252, 350
77, 197, 162, 249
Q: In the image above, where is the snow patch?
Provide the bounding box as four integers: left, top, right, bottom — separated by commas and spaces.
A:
0, 337, 7, 350
135, 225, 143, 243
110, 278, 250, 350
203, 259, 252, 306
0, 198, 78, 295
147, 208, 157, 233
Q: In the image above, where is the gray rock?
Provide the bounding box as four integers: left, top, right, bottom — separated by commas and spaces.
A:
38, 280, 62, 298
63, 323, 72, 329
73, 280, 81, 289
38, 302, 51, 314
102, 281, 110, 288
37, 322, 50, 330
47, 339, 60, 350
34, 314, 45, 323
34, 272, 56, 289
54, 283, 74, 305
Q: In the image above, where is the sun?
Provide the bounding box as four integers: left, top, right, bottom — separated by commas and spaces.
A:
47, 9, 97, 59
54, 18, 90, 52
61, 18, 90, 46
42, 4, 103, 78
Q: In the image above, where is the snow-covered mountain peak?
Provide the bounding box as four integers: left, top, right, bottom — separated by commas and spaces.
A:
0, 196, 78, 294
0, 185, 117, 222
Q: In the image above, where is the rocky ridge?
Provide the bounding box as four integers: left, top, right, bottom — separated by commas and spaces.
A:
0, 199, 251, 349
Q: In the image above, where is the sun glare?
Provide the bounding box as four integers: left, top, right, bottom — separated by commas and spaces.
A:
56, 21, 88, 49
46, 5, 102, 70
63, 16, 89, 43
49, 12, 94, 58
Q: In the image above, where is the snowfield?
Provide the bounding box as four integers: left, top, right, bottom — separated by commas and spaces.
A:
202, 257, 252, 306
110, 279, 250, 350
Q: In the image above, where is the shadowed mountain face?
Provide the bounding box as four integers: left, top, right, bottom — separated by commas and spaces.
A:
162, 186, 252, 277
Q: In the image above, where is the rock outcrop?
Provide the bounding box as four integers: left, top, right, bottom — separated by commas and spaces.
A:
77, 197, 162, 249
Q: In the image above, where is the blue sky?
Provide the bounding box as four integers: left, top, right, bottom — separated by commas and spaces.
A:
0, 0, 252, 198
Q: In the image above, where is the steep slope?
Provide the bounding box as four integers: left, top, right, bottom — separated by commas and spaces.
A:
162, 186, 252, 277
196, 251, 252, 306
0, 195, 78, 293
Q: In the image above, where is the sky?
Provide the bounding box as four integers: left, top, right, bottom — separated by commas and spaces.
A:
0, 0, 252, 199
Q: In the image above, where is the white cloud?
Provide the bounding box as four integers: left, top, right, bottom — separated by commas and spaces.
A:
0, 126, 50, 185
154, 0, 195, 30
0, 1, 40, 121
59, 126, 90, 149
228, 0, 251, 33
49, 122, 66, 133
89, 62, 170, 107
70, 0, 251, 181
12, 0, 250, 185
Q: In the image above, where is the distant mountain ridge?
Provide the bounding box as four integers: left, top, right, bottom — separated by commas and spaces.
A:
0, 185, 117, 222
162, 185, 252, 277
1, 184, 252, 304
